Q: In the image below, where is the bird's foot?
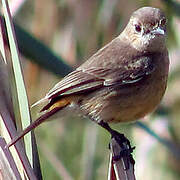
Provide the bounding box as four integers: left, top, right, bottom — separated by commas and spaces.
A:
98, 121, 135, 170
110, 130, 135, 170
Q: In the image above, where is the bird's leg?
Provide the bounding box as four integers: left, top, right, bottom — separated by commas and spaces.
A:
98, 120, 135, 169
98, 121, 132, 147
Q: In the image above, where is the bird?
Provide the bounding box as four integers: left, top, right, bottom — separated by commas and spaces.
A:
7, 7, 169, 162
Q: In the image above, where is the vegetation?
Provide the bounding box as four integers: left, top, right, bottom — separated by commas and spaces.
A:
0, 0, 180, 179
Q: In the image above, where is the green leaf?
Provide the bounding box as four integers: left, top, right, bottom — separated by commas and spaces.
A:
2, 0, 33, 165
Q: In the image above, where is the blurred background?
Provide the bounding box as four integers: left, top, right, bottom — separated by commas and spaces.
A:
9, 0, 180, 179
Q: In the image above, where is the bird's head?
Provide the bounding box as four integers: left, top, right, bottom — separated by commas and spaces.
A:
122, 7, 167, 52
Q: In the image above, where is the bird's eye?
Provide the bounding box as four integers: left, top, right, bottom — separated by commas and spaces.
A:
135, 24, 142, 32
160, 18, 166, 26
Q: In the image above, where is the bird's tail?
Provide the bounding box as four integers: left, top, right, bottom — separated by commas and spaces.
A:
6, 106, 64, 148
6, 95, 78, 148
31, 97, 47, 108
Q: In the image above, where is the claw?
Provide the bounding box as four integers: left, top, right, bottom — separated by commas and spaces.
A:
110, 130, 135, 170
112, 145, 135, 170
98, 121, 135, 170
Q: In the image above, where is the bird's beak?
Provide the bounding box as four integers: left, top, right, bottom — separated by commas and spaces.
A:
151, 27, 165, 35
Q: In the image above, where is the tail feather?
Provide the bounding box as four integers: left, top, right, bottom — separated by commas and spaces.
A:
6, 106, 63, 148
7, 97, 75, 148
40, 98, 57, 112
31, 97, 48, 108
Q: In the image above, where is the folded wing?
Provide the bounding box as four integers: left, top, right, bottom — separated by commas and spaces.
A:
46, 56, 155, 100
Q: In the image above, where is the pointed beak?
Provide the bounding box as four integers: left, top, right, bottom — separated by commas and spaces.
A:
152, 27, 165, 35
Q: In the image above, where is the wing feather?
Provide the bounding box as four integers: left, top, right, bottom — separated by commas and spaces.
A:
44, 56, 155, 100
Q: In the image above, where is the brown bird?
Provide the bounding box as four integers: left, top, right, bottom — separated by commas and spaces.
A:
8, 7, 169, 158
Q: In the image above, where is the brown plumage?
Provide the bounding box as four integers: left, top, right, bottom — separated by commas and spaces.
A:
8, 7, 169, 148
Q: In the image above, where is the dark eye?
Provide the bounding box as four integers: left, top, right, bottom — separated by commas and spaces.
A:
160, 18, 166, 26
135, 24, 142, 32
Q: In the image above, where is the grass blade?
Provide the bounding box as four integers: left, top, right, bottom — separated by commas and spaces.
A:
0, 51, 37, 179
2, 0, 32, 165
